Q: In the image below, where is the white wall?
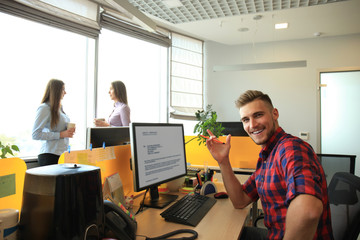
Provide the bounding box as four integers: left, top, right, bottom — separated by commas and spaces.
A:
204, 33, 360, 152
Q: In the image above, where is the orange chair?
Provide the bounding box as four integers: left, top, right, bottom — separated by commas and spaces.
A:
0, 157, 27, 212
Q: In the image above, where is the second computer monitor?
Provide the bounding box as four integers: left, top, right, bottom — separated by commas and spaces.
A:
87, 127, 130, 148
219, 121, 248, 136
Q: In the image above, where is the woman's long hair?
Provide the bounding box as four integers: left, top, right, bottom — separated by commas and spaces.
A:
112, 81, 128, 105
41, 79, 64, 129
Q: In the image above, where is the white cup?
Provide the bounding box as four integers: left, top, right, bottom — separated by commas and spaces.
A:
0, 209, 19, 240
67, 122, 76, 129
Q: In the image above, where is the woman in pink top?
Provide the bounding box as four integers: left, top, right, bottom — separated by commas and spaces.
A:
94, 81, 131, 127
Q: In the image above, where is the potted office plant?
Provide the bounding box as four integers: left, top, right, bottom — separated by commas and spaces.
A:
192, 104, 224, 146
0, 140, 20, 159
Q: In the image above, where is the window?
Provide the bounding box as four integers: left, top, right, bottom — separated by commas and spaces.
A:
0, 12, 95, 157
0, 5, 200, 159
97, 28, 168, 123
170, 33, 203, 119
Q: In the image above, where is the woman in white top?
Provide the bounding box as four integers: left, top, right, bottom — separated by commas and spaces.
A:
32, 79, 75, 166
94, 81, 131, 127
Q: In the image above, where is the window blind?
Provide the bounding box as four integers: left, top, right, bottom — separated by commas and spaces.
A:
170, 33, 203, 120
100, 12, 171, 47
0, 0, 100, 38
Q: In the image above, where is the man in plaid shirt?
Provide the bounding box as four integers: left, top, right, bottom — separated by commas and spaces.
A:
206, 90, 333, 240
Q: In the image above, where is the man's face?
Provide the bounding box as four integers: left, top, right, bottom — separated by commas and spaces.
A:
239, 99, 279, 147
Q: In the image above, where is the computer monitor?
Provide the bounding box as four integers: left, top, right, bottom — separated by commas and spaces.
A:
87, 127, 130, 148
317, 154, 356, 186
129, 122, 187, 208
219, 121, 248, 136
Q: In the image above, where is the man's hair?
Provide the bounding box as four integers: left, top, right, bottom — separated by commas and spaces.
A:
235, 90, 274, 109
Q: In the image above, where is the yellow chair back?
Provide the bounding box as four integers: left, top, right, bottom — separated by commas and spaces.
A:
0, 157, 27, 212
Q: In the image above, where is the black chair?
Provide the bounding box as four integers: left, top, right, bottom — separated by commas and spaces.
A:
328, 172, 360, 240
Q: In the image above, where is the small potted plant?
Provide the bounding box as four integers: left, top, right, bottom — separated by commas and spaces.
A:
0, 140, 20, 159
192, 104, 224, 145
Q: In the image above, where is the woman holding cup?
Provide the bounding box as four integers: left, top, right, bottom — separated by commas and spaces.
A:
32, 79, 75, 166
94, 80, 130, 127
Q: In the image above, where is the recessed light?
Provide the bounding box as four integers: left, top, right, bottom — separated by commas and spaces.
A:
275, 23, 288, 29
253, 15, 262, 20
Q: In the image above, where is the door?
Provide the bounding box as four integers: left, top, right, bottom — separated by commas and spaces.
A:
320, 69, 360, 176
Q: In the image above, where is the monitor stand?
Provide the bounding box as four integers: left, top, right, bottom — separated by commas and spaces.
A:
143, 186, 178, 209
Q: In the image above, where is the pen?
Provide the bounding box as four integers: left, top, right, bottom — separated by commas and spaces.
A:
200, 135, 224, 144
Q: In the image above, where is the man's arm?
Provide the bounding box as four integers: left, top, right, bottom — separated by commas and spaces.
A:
283, 194, 323, 240
206, 132, 252, 209
218, 159, 253, 209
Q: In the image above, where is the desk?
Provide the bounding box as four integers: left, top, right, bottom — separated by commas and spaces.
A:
133, 182, 250, 240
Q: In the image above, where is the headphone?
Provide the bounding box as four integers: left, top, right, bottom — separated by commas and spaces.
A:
145, 229, 198, 240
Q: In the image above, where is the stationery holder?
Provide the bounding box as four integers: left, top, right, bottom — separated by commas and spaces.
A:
194, 181, 217, 196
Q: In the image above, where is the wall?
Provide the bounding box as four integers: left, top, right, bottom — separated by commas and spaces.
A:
204, 33, 360, 151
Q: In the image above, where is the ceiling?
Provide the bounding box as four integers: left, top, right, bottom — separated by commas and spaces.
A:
125, 0, 360, 45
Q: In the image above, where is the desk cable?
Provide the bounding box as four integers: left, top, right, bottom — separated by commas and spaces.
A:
135, 188, 149, 215
137, 229, 198, 240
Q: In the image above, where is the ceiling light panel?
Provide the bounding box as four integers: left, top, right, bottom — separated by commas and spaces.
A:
163, 0, 183, 8
128, 0, 346, 24
275, 22, 289, 29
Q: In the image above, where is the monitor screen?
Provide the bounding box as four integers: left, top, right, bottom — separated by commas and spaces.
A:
219, 121, 248, 136
130, 123, 187, 208
87, 127, 130, 149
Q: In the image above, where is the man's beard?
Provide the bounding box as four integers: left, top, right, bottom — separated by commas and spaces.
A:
250, 121, 276, 146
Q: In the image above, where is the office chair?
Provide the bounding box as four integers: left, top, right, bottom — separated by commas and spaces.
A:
328, 172, 360, 240
0, 157, 27, 211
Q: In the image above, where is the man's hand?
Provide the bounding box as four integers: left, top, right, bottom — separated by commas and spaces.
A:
205, 129, 231, 166
205, 129, 252, 209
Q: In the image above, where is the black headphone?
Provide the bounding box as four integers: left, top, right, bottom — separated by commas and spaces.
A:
145, 229, 198, 240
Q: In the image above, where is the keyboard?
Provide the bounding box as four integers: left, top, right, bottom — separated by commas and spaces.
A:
160, 193, 216, 226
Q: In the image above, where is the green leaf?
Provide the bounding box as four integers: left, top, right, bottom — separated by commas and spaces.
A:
0, 140, 20, 158
1, 149, 7, 158
11, 145, 20, 152
7, 148, 14, 156
192, 104, 224, 146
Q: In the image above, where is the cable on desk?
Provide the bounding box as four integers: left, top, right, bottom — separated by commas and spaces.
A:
139, 229, 198, 240
135, 188, 149, 215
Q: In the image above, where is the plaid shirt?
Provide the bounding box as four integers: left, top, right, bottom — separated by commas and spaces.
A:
243, 127, 333, 239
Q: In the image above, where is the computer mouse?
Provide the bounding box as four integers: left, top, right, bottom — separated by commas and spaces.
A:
214, 192, 228, 199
